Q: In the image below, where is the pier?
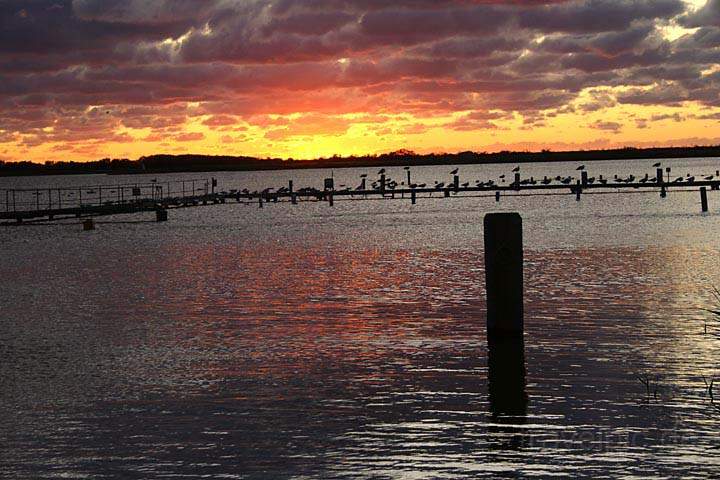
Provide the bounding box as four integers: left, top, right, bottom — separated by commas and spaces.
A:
2, 166, 720, 224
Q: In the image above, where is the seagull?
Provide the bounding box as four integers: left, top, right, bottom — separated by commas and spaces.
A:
378, 168, 385, 175
512, 166, 520, 172
653, 162, 661, 167
576, 165, 585, 171
360, 174, 367, 178
450, 168, 459, 175
499, 174, 506, 179
403, 166, 410, 170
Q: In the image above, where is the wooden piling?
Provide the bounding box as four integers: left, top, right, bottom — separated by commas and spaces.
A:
581, 171, 588, 187
259, 196, 263, 208
514, 173, 520, 190
82, 218, 95, 231
701, 187, 708, 212
484, 213, 523, 338
411, 189, 417, 205
444, 189, 450, 198
291, 193, 298, 205
329, 192, 334, 207
453, 175, 460, 193
156, 209, 168, 222
656, 168, 664, 185
495, 191, 500, 202
289, 180, 293, 193
575, 181, 582, 201
380, 174, 386, 195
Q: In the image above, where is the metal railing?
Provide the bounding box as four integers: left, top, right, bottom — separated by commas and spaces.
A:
1, 179, 210, 213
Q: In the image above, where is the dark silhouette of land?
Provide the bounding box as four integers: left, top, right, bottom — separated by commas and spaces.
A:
1, 145, 719, 177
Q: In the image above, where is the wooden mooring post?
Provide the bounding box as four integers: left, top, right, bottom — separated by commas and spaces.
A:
701, 187, 708, 212
411, 189, 417, 205
484, 212, 523, 339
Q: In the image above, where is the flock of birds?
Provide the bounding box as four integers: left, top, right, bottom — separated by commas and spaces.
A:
221, 162, 720, 198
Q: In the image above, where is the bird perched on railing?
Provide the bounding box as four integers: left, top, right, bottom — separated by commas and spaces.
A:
512, 166, 520, 172
450, 168, 458, 175
576, 165, 585, 171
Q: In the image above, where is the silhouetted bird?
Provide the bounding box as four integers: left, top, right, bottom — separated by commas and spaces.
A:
360, 174, 367, 178
403, 166, 410, 170
512, 166, 520, 172
576, 165, 585, 171
378, 168, 385, 175
499, 174, 506, 179
653, 162, 661, 167
705, 175, 714, 180
450, 168, 459, 175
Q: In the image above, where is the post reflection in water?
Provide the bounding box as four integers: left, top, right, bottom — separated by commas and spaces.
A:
487, 335, 528, 450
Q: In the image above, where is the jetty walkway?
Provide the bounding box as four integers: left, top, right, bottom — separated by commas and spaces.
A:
2, 166, 719, 224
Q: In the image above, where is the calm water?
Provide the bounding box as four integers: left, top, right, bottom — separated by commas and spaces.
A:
2, 158, 720, 478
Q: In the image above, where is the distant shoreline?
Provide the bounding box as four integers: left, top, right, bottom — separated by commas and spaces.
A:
1, 145, 719, 177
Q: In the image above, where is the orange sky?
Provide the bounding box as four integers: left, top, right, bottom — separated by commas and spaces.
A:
0, 0, 718, 162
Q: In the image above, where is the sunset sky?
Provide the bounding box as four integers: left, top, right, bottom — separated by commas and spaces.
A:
1, 0, 719, 162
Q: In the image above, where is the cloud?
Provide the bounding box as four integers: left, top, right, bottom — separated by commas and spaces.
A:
1, 0, 719, 159
680, 0, 720, 27
589, 119, 622, 132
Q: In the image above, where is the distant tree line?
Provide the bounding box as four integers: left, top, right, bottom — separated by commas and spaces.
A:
1, 145, 719, 176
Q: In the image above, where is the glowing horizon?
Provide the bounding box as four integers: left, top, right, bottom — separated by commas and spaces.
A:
1, 0, 718, 163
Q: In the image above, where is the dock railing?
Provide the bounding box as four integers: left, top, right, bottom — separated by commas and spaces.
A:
1, 178, 210, 214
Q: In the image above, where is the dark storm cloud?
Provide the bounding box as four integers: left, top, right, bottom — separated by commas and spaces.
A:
0, 0, 192, 54
1, 0, 719, 144
518, 0, 685, 33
